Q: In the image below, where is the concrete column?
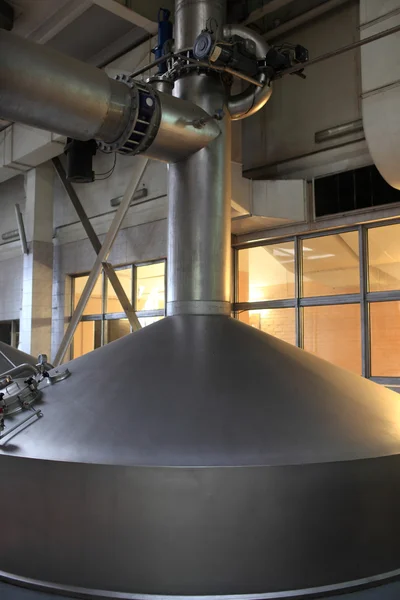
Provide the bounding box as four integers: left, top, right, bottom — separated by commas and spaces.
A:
20, 163, 54, 358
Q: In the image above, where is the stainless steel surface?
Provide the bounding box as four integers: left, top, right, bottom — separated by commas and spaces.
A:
2, 316, 400, 596
14, 203, 28, 255
3, 579, 400, 600
315, 119, 364, 143
0, 29, 132, 143
145, 92, 222, 163
0, 342, 37, 374
52, 157, 141, 333
53, 157, 148, 365
174, 0, 225, 52
0, 363, 37, 379
223, 24, 273, 120
168, 0, 231, 316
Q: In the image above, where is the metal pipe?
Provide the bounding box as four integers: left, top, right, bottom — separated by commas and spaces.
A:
54, 156, 148, 365
0, 29, 132, 143
168, 0, 231, 316
223, 24, 273, 120
146, 92, 222, 163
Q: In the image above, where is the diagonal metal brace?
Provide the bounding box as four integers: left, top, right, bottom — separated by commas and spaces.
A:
52, 157, 142, 333
53, 156, 149, 366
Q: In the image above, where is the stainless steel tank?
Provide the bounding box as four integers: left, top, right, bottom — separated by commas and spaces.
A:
1, 0, 400, 598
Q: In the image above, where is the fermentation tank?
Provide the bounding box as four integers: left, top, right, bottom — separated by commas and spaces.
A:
1, 1, 400, 598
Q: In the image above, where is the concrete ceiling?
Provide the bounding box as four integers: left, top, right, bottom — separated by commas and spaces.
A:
7, 0, 156, 66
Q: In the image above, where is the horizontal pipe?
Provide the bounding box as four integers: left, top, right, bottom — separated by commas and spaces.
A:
145, 92, 222, 163
0, 29, 132, 143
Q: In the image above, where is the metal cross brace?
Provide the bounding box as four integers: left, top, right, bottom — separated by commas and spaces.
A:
52, 156, 149, 365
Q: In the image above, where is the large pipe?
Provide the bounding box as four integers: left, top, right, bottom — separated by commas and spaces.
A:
0, 29, 221, 163
168, 0, 231, 316
0, 29, 132, 144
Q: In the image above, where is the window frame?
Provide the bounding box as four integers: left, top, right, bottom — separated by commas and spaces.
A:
234, 220, 400, 386
70, 259, 166, 358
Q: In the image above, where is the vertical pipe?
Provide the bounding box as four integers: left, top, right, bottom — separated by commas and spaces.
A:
167, 0, 231, 316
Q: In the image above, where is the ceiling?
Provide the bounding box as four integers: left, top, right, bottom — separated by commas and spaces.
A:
6, 0, 155, 66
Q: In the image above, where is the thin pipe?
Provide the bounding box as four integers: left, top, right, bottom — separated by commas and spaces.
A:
279, 22, 400, 77
53, 156, 148, 366
185, 57, 263, 87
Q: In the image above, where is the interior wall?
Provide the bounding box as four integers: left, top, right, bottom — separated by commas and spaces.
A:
242, 0, 364, 178
0, 176, 25, 323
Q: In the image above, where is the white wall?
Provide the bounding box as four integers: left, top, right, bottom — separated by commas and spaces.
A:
0, 176, 25, 322
242, 0, 369, 179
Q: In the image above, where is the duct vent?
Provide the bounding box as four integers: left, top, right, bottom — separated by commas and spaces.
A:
315, 164, 400, 217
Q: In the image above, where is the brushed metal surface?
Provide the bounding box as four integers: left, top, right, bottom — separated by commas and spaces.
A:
0, 30, 131, 143
0, 342, 37, 374
1, 316, 400, 596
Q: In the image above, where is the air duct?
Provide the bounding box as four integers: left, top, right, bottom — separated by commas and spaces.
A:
361, 2, 400, 189
1, 1, 400, 599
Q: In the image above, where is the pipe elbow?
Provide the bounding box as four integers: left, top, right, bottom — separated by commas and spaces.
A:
223, 24, 273, 121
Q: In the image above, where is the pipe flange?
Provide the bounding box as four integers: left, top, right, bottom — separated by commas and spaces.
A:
97, 73, 139, 153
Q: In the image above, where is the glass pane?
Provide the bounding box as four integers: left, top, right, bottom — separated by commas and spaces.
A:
136, 262, 165, 311
106, 267, 132, 314
368, 224, 400, 292
370, 301, 400, 376
72, 321, 101, 359
105, 319, 131, 344
304, 304, 361, 374
74, 275, 103, 315
138, 315, 164, 327
239, 308, 296, 345
302, 232, 360, 297
238, 242, 295, 302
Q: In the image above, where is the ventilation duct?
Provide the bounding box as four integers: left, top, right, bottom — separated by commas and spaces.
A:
361, 1, 400, 189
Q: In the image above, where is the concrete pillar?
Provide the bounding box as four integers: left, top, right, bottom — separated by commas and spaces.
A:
19, 163, 54, 358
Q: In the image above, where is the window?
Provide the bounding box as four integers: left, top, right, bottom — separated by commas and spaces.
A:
304, 304, 361, 374
238, 242, 295, 302
370, 302, 400, 377
235, 221, 400, 383
71, 261, 166, 359
239, 309, 296, 346
315, 165, 400, 218
302, 232, 359, 297
368, 224, 400, 292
